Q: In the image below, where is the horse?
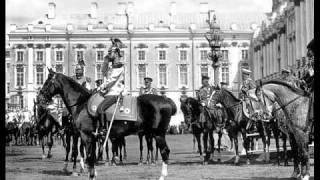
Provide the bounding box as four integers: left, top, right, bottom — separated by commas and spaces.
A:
253, 80, 311, 179
34, 98, 61, 159
39, 68, 177, 180
19, 122, 35, 145
180, 97, 229, 164
6, 121, 19, 145
210, 88, 276, 165
138, 131, 160, 165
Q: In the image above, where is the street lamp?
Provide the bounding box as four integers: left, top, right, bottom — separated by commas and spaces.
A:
17, 86, 23, 109
205, 10, 223, 85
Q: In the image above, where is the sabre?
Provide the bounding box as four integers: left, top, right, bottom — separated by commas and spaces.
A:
102, 94, 121, 149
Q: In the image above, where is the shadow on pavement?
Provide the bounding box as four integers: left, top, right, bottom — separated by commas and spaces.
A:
42, 170, 72, 176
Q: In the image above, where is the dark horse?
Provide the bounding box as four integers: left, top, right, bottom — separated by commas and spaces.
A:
34, 99, 61, 159
253, 80, 311, 179
19, 121, 37, 145
39, 68, 176, 180
6, 121, 19, 145
180, 97, 229, 164
210, 88, 274, 165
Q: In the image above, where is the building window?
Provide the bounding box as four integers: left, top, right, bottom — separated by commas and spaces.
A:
200, 65, 209, 77
138, 50, 146, 61
16, 66, 24, 86
7, 82, 10, 94
222, 50, 229, 61
36, 51, 44, 62
159, 50, 166, 60
56, 64, 63, 73
241, 50, 248, 60
6, 63, 10, 73
96, 64, 103, 80
56, 51, 63, 62
179, 64, 188, 86
200, 50, 208, 61
159, 64, 167, 86
6, 51, 10, 58
76, 51, 84, 64
36, 65, 44, 85
180, 50, 187, 61
17, 51, 24, 62
138, 64, 146, 86
221, 66, 229, 85
96, 51, 104, 62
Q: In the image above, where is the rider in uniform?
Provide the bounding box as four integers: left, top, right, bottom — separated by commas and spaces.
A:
302, 39, 314, 143
71, 64, 92, 91
280, 68, 300, 88
239, 69, 257, 132
96, 38, 126, 134
139, 77, 157, 95
197, 76, 215, 127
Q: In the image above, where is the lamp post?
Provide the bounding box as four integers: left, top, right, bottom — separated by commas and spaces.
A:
205, 10, 223, 85
17, 86, 23, 109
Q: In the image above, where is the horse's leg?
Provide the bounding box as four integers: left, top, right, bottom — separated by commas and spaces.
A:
97, 138, 103, 162
202, 130, 209, 165
145, 135, 150, 164
289, 133, 300, 178
138, 133, 144, 165
123, 137, 127, 161
265, 125, 271, 163
40, 135, 46, 159
154, 134, 170, 180
79, 139, 86, 173
146, 134, 155, 165
71, 135, 79, 176
195, 132, 203, 161
47, 132, 53, 158
233, 132, 240, 165
208, 131, 214, 162
155, 139, 160, 163
193, 133, 196, 152
105, 138, 110, 164
118, 138, 123, 165
217, 132, 222, 162
228, 134, 234, 152
299, 134, 310, 180
111, 139, 118, 166
283, 134, 289, 166
63, 131, 71, 172
241, 130, 250, 165
80, 132, 97, 180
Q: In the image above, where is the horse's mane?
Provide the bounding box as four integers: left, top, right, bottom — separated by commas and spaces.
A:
186, 97, 201, 114
262, 80, 308, 96
221, 89, 241, 102
56, 73, 91, 96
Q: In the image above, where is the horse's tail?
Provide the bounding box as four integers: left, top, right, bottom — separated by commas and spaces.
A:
167, 97, 177, 116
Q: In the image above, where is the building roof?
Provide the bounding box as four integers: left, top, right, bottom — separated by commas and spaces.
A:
24, 11, 266, 32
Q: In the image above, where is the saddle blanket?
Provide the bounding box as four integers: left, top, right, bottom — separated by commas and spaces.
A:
87, 93, 138, 121
105, 96, 138, 121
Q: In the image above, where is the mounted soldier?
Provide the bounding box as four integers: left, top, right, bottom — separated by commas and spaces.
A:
239, 69, 256, 115
197, 76, 215, 126
71, 64, 92, 91
139, 77, 157, 95
95, 38, 126, 134
280, 68, 301, 88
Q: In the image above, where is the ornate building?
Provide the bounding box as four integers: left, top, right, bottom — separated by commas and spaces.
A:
7, 1, 266, 124
251, 0, 314, 81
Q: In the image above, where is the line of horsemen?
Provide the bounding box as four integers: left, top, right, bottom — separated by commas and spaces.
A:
6, 38, 314, 151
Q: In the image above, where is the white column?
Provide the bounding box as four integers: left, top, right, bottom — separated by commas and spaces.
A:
311, 0, 314, 39
280, 33, 286, 69
263, 45, 267, 77
300, 0, 306, 56
305, 0, 311, 43
27, 44, 34, 84
295, 2, 301, 61
257, 49, 261, 79
45, 44, 51, 77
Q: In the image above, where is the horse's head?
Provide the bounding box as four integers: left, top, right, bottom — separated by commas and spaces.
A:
40, 68, 62, 104
180, 97, 200, 126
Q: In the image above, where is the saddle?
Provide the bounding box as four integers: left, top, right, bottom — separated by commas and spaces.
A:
87, 93, 138, 121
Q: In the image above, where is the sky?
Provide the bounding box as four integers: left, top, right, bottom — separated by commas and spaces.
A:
6, 0, 272, 33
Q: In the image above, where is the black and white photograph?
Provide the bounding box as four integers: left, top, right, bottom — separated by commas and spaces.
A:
5, 0, 314, 179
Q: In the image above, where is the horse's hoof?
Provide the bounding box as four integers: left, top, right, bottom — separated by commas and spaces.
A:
151, 162, 156, 166
203, 161, 208, 165
42, 155, 46, 159
301, 174, 310, 180
246, 159, 250, 165
138, 162, 143, 166
291, 171, 301, 179
79, 168, 84, 174
217, 159, 221, 163
200, 155, 204, 161
71, 172, 79, 176
47, 154, 52, 159
159, 176, 165, 180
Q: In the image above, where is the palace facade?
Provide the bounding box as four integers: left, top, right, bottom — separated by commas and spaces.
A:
7, 1, 266, 124
251, 0, 314, 81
